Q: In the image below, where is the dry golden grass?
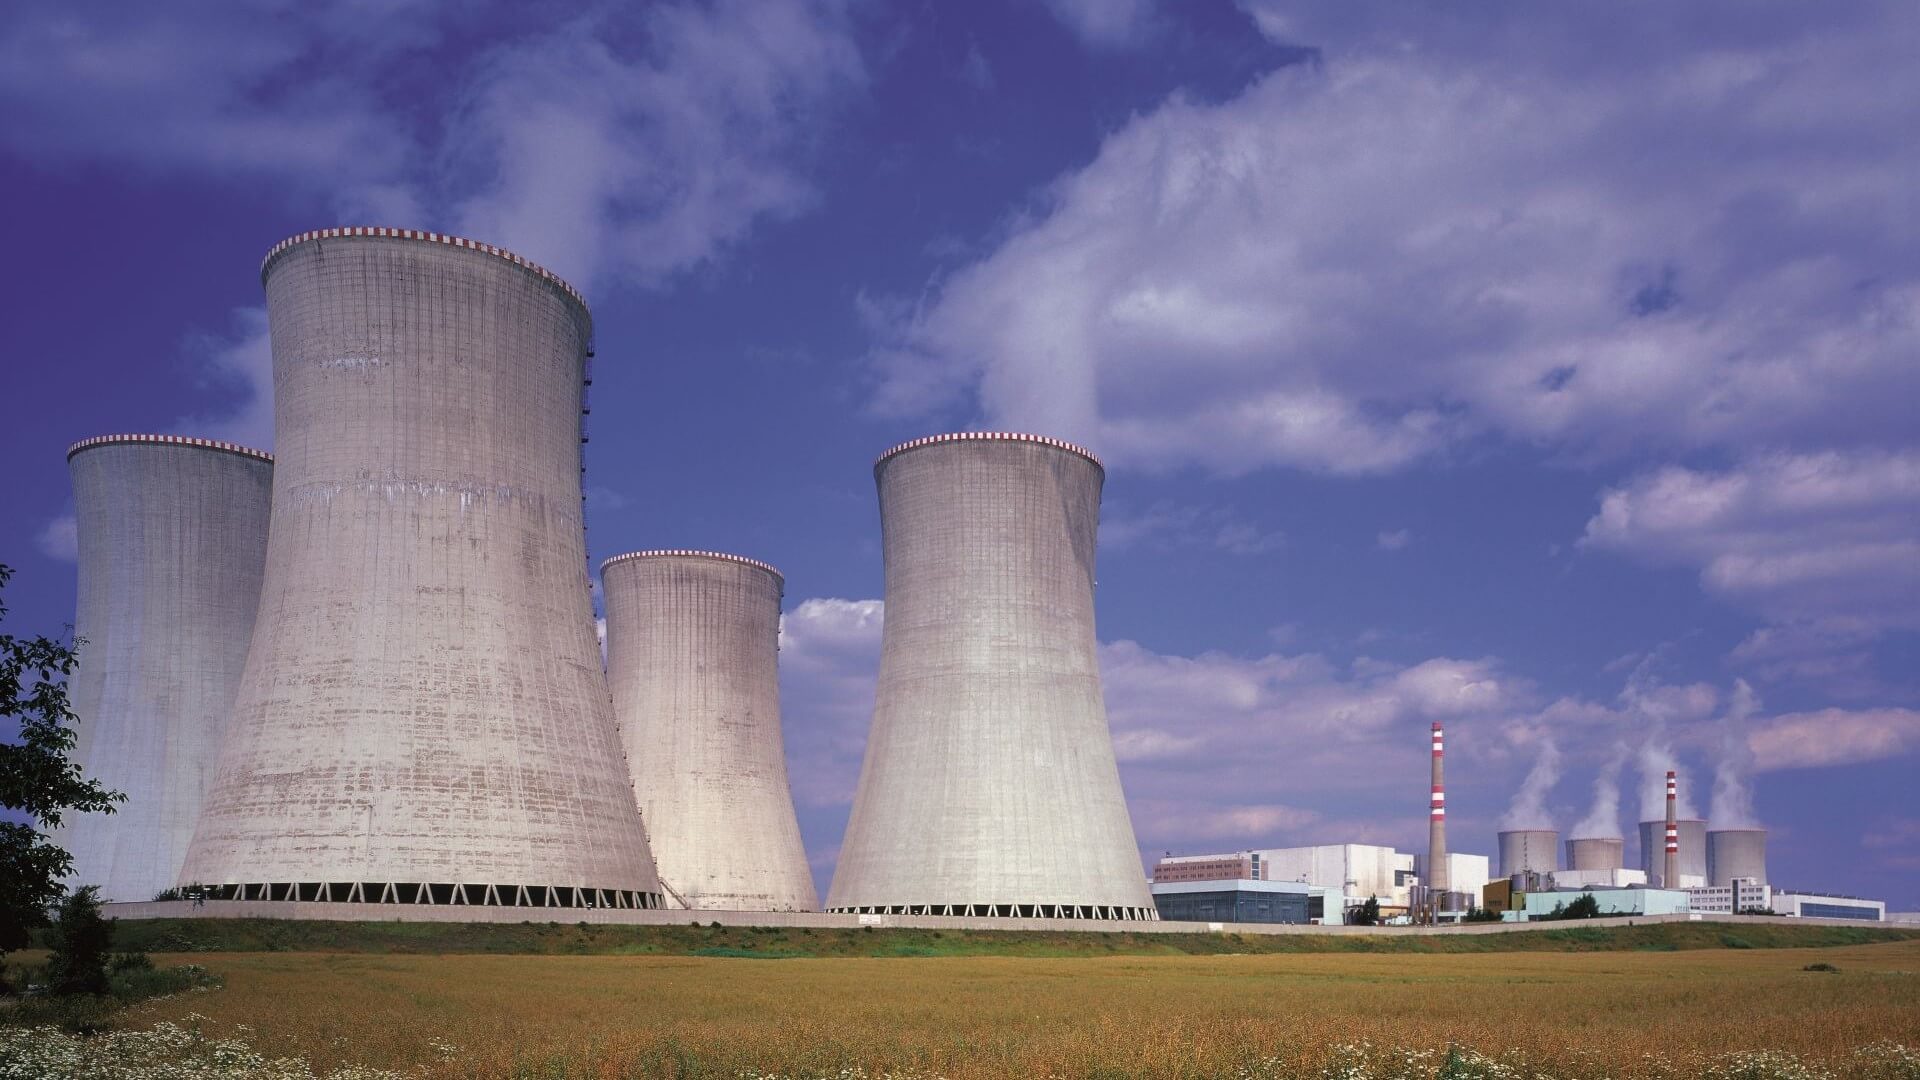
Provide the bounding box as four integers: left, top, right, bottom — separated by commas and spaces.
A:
116, 940, 1920, 1078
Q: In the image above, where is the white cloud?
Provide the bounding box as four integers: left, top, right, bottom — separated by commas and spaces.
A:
1749, 707, 1920, 772
1039, 0, 1159, 50
174, 307, 275, 450
1581, 450, 1920, 639
1376, 528, 1411, 551
36, 514, 78, 562
866, 5, 1920, 473
778, 598, 884, 809
1102, 500, 1283, 555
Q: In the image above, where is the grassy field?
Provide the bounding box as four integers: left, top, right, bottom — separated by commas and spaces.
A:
98, 915, 1920, 958
35, 932, 1917, 1079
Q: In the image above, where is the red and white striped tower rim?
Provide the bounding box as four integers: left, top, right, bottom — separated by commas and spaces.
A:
67, 433, 273, 464
874, 431, 1103, 471
601, 549, 784, 588
259, 227, 590, 320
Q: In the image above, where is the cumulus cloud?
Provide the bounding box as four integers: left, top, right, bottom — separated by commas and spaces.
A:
1039, 0, 1160, 50
173, 307, 275, 450
1376, 529, 1411, 551
866, 4, 1920, 472
0, 0, 864, 291
778, 598, 884, 809
1749, 707, 1920, 771
35, 515, 78, 563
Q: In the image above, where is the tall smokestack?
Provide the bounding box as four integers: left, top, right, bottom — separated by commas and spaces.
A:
1429, 721, 1449, 897
1664, 770, 1679, 890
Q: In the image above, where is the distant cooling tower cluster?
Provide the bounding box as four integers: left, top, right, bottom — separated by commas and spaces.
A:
57, 226, 1155, 919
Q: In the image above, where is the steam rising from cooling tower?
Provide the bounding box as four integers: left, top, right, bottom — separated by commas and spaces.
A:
1570, 745, 1627, 841
602, 550, 817, 911
179, 228, 661, 908
1501, 735, 1560, 831
58, 435, 273, 903
827, 432, 1155, 919
1710, 679, 1762, 829
1637, 738, 1698, 822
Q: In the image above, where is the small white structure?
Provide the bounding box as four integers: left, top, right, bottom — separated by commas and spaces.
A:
1769, 891, 1885, 921
1554, 868, 1649, 890
1685, 878, 1772, 915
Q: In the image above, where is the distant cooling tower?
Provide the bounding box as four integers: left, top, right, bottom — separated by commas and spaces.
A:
1498, 829, 1559, 878
1566, 836, 1624, 872
602, 550, 816, 911
827, 433, 1155, 919
1707, 828, 1768, 886
58, 435, 272, 903
1638, 819, 1708, 887
179, 227, 661, 909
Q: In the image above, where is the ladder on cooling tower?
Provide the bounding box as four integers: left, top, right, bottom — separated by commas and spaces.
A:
635, 808, 695, 910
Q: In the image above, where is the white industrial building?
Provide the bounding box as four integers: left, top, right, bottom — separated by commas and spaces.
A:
1768, 891, 1885, 921
1684, 879, 1772, 915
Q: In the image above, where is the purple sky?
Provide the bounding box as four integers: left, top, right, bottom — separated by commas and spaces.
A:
2, 0, 1915, 907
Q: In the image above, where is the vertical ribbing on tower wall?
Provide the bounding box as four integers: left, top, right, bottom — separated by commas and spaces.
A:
58, 436, 273, 902
827, 433, 1154, 917
1429, 721, 1449, 895
178, 229, 659, 900
1664, 770, 1679, 889
602, 551, 817, 911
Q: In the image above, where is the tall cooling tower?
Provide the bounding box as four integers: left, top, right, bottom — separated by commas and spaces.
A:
59, 435, 272, 902
1707, 828, 1768, 885
1498, 829, 1559, 878
827, 433, 1155, 920
1566, 836, 1624, 871
1638, 819, 1707, 887
179, 227, 660, 909
602, 550, 816, 911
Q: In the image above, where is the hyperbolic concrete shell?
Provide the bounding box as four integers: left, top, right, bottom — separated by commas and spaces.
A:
1497, 829, 1559, 878
1638, 819, 1707, 887
59, 435, 273, 903
827, 433, 1155, 919
1707, 828, 1768, 886
178, 228, 661, 908
602, 551, 816, 911
1566, 837, 1625, 872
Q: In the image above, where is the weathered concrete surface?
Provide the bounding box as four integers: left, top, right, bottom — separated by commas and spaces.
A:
602, 551, 816, 911
828, 433, 1153, 917
1567, 836, 1625, 871
100, 900, 1882, 936
1707, 828, 1768, 886
179, 230, 659, 899
59, 436, 273, 903
1498, 829, 1559, 878
1639, 819, 1708, 887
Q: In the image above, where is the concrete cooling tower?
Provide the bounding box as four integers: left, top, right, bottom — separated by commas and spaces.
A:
1497, 829, 1559, 878
602, 550, 816, 911
1638, 819, 1708, 887
58, 435, 272, 903
1566, 837, 1625, 871
827, 432, 1156, 920
179, 228, 661, 909
1707, 828, 1768, 885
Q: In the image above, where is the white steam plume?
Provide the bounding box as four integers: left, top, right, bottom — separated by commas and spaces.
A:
1500, 736, 1560, 830
1571, 745, 1626, 839
1637, 737, 1699, 822
1710, 679, 1763, 828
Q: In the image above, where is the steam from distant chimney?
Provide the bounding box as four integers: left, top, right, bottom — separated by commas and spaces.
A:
1710, 679, 1762, 829
1501, 735, 1560, 831
1571, 744, 1626, 840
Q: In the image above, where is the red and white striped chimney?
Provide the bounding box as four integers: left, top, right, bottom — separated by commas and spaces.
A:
1664, 769, 1680, 888
1429, 721, 1449, 896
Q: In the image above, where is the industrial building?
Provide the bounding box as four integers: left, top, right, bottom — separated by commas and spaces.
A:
1768, 891, 1885, 921
1150, 878, 1340, 924
827, 433, 1155, 920
602, 550, 816, 911
1414, 852, 1491, 905
1553, 867, 1648, 889
1685, 879, 1772, 915
57, 435, 273, 903
178, 228, 663, 909
1516, 886, 1691, 920
1152, 853, 1267, 883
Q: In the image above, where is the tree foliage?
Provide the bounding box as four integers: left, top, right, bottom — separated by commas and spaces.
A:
0, 562, 123, 961
1346, 896, 1382, 926
47, 885, 114, 995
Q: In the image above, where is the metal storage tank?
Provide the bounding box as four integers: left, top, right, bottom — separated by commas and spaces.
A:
827, 432, 1155, 919
1638, 819, 1708, 887
178, 228, 660, 909
1707, 828, 1768, 886
1566, 836, 1624, 871
1497, 829, 1559, 878
602, 550, 816, 911
57, 435, 273, 903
